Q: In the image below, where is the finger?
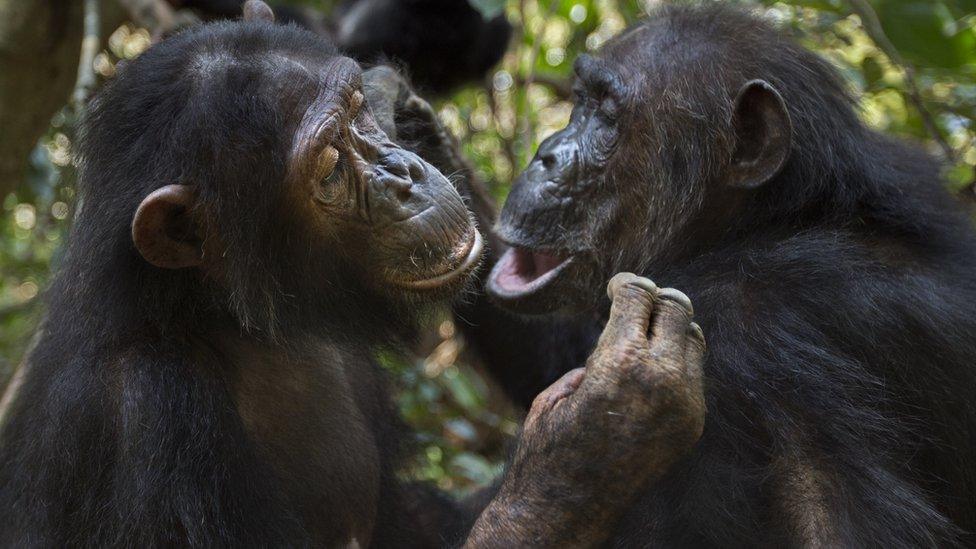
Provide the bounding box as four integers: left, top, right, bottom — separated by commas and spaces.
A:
602, 273, 657, 345
684, 322, 706, 379
362, 67, 402, 138
243, 0, 275, 22
404, 95, 439, 125
649, 287, 694, 353
657, 287, 692, 316
529, 368, 586, 415
606, 272, 657, 300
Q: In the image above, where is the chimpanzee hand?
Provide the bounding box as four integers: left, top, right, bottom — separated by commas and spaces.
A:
466, 273, 706, 547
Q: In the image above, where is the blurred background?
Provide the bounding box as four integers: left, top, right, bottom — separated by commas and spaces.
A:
0, 0, 973, 494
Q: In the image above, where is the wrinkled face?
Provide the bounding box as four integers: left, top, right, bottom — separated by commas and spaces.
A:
487, 21, 795, 317
288, 57, 482, 299
487, 53, 636, 314
131, 41, 485, 336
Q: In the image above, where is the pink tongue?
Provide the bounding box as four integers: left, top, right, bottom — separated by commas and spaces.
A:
493, 248, 564, 292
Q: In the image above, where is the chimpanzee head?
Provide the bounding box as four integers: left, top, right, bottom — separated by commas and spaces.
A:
74, 2, 481, 341
487, 5, 863, 315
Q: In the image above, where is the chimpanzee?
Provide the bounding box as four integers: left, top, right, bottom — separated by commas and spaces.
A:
335, 0, 512, 95
0, 2, 707, 546
166, 0, 512, 94
393, 3, 976, 547
169, 0, 330, 33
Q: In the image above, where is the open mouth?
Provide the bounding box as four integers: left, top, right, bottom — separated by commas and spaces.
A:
488, 246, 573, 298
395, 230, 484, 291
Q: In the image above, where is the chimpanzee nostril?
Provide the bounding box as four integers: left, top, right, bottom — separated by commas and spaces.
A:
395, 185, 413, 202
383, 157, 411, 179
540, 152, 556, 170
408, 160, 426, 181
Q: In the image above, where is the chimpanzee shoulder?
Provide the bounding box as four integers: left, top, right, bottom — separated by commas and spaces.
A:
0, 18, 481, 546
472, 2, 976, 546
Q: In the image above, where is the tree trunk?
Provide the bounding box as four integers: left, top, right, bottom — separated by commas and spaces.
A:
0, 0, 123, 197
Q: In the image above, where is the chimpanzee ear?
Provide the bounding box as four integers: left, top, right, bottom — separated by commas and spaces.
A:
243, 0, 275, 23
725, 79, 792, 189
131, 184, 203, 269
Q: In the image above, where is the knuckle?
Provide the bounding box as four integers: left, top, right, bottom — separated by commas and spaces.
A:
656, 299, 692, 323
607, 273, 656, 301
616, 285, 654, 304
656, 287, 694, 316
688, 322, 706, 347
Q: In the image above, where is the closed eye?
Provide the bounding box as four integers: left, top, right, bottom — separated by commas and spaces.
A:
323, 157, 344, 186
313, 144, 341, 183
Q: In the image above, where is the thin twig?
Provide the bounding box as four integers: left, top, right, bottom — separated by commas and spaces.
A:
847, 0, 957, 162
0, 297, 36, 321
484, 81, 519, 177
71, 0, 101, 112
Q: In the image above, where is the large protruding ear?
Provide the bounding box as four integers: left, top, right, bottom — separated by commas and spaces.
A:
132, 184, 203, 269
243, 0, 275, 23
725, 79, 792, 189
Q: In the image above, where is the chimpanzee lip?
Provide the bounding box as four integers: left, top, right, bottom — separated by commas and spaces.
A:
394, 230, 484, 291
487, 246, 575, 299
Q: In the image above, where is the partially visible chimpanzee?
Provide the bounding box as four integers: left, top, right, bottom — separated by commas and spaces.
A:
335, 0, 512, 95
169, 0, 330, 33
0, 2, 707, 546
397, 3, 976, 546
166, 0, 512, 94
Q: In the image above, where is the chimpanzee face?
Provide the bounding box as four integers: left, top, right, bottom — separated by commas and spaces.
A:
487, 22, 791, 316
285, 57, 483, 297
486, 53, 635, 315
130, 50, 483, 327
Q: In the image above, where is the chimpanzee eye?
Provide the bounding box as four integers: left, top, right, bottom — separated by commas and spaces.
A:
598, 96, 619, 122
323, 159, 344, 186
314, 145, 340, 183
349, 90, 364, 119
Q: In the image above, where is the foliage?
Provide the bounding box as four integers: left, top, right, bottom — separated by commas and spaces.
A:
0, 0, 973, 492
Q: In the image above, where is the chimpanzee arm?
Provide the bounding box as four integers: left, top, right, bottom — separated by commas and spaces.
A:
374, 274, 706, 547
363, 67, 601, 407
462, 274, 706, 546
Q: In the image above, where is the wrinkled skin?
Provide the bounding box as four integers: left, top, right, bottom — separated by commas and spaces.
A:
281, 57, 483, 296
470, 274, 706, 547
486, 54, 637, 314
363, 67, 707, 547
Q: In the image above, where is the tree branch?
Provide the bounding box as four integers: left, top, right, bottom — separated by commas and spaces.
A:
71, 0, 101, 112
847, 0, 957, 162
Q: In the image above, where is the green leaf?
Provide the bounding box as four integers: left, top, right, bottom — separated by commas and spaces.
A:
875, 0, 973, 69
861, 56, 885, 90
789, 0, 845, 12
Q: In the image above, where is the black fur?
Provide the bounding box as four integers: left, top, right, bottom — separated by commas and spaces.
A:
168, 0, 512, 94
0, 21, 467, 546
470, 5, 976, 546
335, 0, 512, 95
